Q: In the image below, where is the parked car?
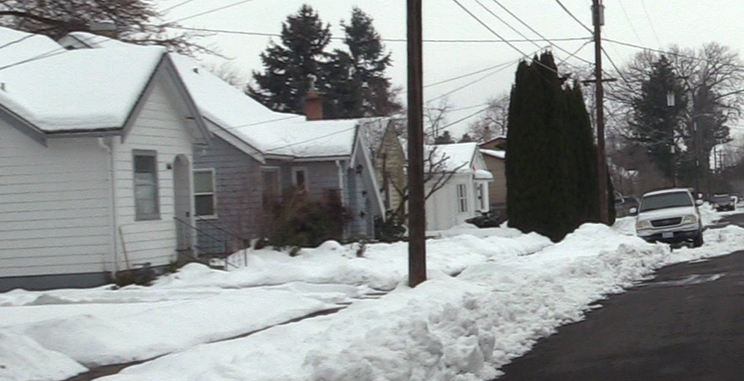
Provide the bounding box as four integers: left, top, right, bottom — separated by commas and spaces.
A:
465, 209, 507, 228
711, 193, 735, 212
614, 195, 639, 218
632, 188, 704, 248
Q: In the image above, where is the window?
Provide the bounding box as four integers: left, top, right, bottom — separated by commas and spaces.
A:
194, 169, 216, 218
477, 183, 486, 211
292, 167, 308, 191
456, 184, 468, 213
133, 150, 160, 221
262, 168, 280, 206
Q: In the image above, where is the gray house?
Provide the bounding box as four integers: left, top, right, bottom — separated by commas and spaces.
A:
171, 55, 385, 253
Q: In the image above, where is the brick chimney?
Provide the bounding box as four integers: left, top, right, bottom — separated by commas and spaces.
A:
304, 74, 323, 121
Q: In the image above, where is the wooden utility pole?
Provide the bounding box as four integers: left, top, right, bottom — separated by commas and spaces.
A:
592, 0, 609, 224
407, 0, 426, 287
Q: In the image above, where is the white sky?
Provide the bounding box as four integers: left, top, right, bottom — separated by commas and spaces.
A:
3, 206, 744, 381
156, 0, 744, 137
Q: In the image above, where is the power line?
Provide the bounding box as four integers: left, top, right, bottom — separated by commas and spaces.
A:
615, 0, 643, 45
439, 106, 491, 131
166, 25, 590, 44
451, 0, 566, 80
640, 0, 662, 47
555, 0, 593, 33
161, 0, 199, 13
424, 59, 514, 89
473, 0, 542, 51
490, 0, 593, 65
171, 0, 255, 23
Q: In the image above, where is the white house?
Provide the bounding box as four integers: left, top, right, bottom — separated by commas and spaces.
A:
0, 28, 210, 291
424, 143, 494, 231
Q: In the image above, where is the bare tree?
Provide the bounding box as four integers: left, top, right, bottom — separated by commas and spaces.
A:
0, 0, 214, 56
424, 97, 453, 143
205, 60, 249, 89
468, 92, 509, 142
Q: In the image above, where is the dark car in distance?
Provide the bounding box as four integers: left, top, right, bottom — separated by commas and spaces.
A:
711, 194, 735, 212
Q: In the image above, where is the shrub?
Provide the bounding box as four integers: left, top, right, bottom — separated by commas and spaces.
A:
263, 188, 352, 249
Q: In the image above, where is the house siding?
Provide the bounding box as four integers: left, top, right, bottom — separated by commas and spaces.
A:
0, 121, 111, 287
194, 135, 263, 253
483, 155, 506, 207
374, 127, 406, 213
112, 75, 195, 270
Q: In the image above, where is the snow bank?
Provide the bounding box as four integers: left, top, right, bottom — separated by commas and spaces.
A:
0, 331, 86, 381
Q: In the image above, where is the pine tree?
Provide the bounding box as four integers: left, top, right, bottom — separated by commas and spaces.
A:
247, 5, 331, 114
327, 7, 401, 118
629, 55, 688, 183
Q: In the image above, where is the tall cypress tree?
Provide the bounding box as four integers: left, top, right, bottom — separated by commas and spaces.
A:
507, 52, 613, 241
247, 5, 331, 114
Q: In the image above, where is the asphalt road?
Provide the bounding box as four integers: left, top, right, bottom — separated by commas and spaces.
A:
495, 213, 744, 381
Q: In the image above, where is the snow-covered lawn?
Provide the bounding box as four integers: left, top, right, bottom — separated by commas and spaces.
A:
2, 212, 744, 381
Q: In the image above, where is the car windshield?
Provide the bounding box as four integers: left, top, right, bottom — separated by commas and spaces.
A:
639, 192, 693, 212
713, 195, 730, 203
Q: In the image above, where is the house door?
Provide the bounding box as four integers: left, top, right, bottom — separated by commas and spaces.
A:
173, 155, 193, 252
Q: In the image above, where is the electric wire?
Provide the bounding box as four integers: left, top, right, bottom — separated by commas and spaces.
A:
171, 0, 255, 23
490, 0, 593, 65
472, 0, 543, 51
640, 0, 662, 47
451, 0, 567, 80
161, 0, 199, 13
616, 0, 643, 45
555, 0, 593, 33
165, 25, 590, 45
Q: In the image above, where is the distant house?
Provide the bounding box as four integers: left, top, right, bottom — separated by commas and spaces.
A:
478, 136, 507, 211
0, 29, 210, 291
479, 149, 507, 209
424, 143, 493, 231
373, 122, 407, 214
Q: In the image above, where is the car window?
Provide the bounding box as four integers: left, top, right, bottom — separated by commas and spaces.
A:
713, 195, 730, 203
639, 192, 693, 212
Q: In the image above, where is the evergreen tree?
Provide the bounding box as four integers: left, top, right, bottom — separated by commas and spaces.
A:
507, 52, 613, 242
247, 5, 331, 114
458, 133, 473, 143
434, 131, 455, 145
326, 7, 401, 118
629, 55, 688, 184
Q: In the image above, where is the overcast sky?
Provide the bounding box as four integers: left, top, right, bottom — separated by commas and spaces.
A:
156, 0, 744, 137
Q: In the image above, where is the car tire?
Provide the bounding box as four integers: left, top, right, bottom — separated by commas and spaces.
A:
693, 232, 704, 248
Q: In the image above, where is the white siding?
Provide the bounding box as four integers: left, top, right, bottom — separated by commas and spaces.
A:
0, 122, 111, 278
425, 174, 475, 231
112, 75, 195, 270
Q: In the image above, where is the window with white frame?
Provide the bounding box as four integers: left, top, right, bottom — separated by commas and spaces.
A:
292, 167, 308, 191
456, 184, 468, 213
194, 169, 217, 217
133, 150, 160, 221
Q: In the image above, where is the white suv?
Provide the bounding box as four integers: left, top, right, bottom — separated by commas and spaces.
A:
632, 188, 704, 248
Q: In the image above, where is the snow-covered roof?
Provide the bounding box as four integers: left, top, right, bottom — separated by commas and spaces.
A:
480, 148, 505, 160
0, 28, 167, 132
170, 53, 359, 158
54, 31, 364, 158
425, 142, 479, 173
